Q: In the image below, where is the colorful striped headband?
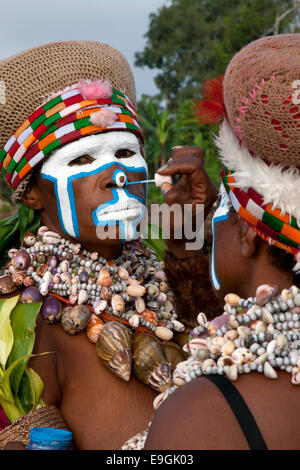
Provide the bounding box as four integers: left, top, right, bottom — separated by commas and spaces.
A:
0, 82, 143, 193
221, 167, 300, 255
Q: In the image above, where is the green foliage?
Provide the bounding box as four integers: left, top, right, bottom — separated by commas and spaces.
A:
136, 0, 297, 107
0, 296, 45, 423
143, 223, 165, 261
0, 204, 40, 265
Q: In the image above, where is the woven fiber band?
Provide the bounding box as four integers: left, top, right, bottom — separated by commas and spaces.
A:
221, 167, 300, 255
0, 86, 143, 191
0, 405, 68, 449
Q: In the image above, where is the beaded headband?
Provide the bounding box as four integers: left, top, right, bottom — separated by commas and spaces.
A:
221, 167, 300, 255
0, 82, 143, 194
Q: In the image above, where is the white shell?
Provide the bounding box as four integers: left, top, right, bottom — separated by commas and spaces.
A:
60, 260, 69, 273
42, 271, 52, 284
126, 285, 146, 297
254, 321, 266, 334
155, 326, 173, 341
70, 284, 78, 295
197, 312, 207, 327
135, 297, 145, 313
224, 293, 240, 306
153, 389, 173, 410
226, 364, 238, 381
261, 308, 274, 324
254, 352, 268, 365
93, 300, 107, 314
231, 347, 254, 364
237, 326, 251, 338
39, 283, 49, 296
129, 314, 140, 328
264, 361, 277, 379
202, 358, 216, 374
61, 272, 71, 283
224, 329, 238, 341
291, 371, 300, 385
171, 320, 185, 333
78, 289, 88, 304
228, 314, 239, 329
118, 267, 129, 280
276, 334, 288, 350
266, 339, 277, 355
42, 231, 61, 244
221, 341, 235, 356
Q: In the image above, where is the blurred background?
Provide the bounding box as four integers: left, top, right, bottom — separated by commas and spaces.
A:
0, 0, 299, 214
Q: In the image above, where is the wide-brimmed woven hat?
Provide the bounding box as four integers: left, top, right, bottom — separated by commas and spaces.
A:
0, 41, 142, 198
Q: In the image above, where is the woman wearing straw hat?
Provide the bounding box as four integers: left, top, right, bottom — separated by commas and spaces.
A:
139, 34, 300, 450
0, 41, 204, 449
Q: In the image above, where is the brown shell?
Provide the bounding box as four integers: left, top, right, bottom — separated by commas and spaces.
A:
60, 305, 91, 335
86, 314, 104, 343
161, 341, 187, 372
0, 274, 19, 294
133, 332, 172, 392
96, 322, 133, 381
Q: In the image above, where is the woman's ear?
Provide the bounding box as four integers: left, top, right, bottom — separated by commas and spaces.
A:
21, 185, 43, 211
238, 218, 258, 258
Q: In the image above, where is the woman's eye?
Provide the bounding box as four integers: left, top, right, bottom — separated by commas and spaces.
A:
115, 149, 135, 158
68, 154, 95, 166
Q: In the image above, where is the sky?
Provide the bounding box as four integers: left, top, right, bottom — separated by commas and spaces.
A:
0, 0, 166, 99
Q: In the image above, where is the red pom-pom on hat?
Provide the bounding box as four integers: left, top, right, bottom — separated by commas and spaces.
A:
194, 75, 225, 125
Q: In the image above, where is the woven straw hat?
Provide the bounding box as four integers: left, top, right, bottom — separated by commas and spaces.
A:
223, 34, 300, 167
0, 40, 137, 152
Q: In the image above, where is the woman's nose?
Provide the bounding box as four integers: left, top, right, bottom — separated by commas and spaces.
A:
99, 169, 128, 191
113, 170, 127, 188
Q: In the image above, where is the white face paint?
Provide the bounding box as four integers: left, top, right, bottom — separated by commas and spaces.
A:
41, 131, 147, 241
211, 184, 231, 291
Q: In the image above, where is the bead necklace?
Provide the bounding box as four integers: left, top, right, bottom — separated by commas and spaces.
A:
0, 227, 187, 390
3, 227, 184, 341
152, 284, 300, 411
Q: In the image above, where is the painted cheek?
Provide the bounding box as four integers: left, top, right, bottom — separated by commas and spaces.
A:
210, 195, 230, 291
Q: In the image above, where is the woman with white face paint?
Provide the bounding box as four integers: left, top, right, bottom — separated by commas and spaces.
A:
0, 41, 196, 450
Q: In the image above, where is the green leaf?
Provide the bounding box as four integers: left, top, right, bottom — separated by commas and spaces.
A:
0, 296, 19, 370
7, 302, 42, 395
0, 353, 49, 423
18, 203, 34, 241
143, 223, 165, 261
0, 398, 22, 423
18, 367, 44, 414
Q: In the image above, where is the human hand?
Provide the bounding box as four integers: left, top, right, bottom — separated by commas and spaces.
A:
157, 146, 217, 258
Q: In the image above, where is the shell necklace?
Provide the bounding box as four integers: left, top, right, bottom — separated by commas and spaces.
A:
2, 227, 186, 390
152, 284, 300, 410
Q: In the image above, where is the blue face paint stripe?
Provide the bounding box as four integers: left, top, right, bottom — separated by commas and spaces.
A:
211, 213, 230, 291
68, 162, 147, 237
67, 177, 80, 238
41, 173, 70, 236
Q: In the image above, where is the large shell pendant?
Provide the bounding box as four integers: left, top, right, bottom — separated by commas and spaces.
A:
161, 341, 187, 371
133, 332, 173, 393
96, 321, 133, 382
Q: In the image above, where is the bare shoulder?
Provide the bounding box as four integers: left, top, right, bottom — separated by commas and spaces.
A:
144, 376, 249, 450
145, 372, 300, 450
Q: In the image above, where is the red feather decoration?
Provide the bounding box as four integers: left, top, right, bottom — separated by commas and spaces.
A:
194, 75, 225, 125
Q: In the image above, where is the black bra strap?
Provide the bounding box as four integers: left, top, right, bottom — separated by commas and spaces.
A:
205, 375, 268, 450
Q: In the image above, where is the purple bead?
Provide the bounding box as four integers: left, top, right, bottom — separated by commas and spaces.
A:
51, 267, 58, 275
79, 271, 89, 283
49, 282, 54, 290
